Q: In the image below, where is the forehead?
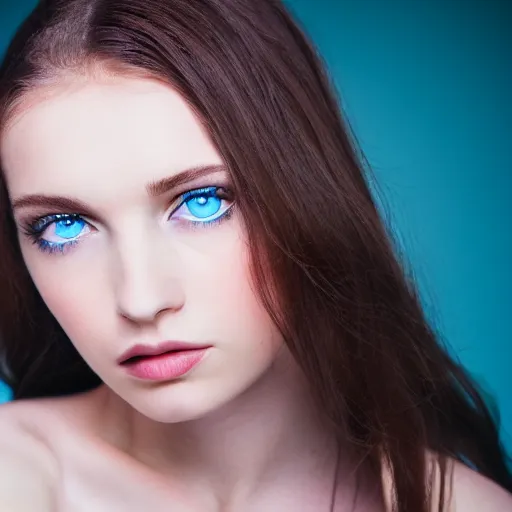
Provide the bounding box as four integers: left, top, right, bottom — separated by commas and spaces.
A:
1, 76, 222, 198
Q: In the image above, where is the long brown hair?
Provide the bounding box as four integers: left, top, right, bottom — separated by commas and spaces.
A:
0, 1, 510, 510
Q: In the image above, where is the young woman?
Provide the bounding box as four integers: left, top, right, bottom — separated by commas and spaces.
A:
0, 0, 510, 511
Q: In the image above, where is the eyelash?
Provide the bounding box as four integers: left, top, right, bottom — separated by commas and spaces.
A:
22, 185, 235, 255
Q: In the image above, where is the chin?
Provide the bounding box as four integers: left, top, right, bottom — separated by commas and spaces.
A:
106, 358, 281, 424
135, 404, 209, 424
117, 381, 241, 424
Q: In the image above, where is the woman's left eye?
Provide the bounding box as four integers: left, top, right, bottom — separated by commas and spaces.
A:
170, 186, 234, 226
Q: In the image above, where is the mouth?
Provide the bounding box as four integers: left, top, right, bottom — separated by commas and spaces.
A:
121, 348, 201, 365
117, 341, 212, 366
118, 342, 211, 381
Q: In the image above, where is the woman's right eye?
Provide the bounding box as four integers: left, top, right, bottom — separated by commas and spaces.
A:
24, 213, 91, 254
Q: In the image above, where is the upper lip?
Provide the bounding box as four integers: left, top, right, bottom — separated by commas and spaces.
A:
117, 341, 211, 365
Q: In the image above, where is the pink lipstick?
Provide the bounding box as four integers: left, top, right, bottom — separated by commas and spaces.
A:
118, 341, 210, 381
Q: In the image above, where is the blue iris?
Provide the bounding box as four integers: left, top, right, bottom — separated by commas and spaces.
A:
185, 194, 222, 219
179, 187, 227, 222
54, 218, 86, 239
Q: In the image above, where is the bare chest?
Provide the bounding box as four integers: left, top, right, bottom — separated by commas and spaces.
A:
53, 457, 383, 512
46, 428, 382, 512
54, 451, 192, 512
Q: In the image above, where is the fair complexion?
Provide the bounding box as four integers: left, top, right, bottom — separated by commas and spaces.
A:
0, 75, 362, 511
1, 74, 511, 512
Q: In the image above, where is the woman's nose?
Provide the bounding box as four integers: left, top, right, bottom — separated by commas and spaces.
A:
113, 236, 185, 325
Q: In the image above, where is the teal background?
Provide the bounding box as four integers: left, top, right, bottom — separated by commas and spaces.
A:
0, 1, 511, 453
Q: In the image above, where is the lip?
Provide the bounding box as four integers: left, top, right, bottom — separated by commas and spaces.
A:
117, 340, 212, 365
121, 348, 210, 381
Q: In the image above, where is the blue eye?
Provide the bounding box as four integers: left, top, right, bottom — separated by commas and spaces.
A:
172, 186, 234, 225
54, 217, 86, 239
24, 213, 91, 254
186, 195, 222, 219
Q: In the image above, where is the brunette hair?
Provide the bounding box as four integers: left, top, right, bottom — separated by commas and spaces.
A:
0, 1, 510, 510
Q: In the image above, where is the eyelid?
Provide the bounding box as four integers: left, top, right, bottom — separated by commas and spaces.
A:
19, 211, 90, 226
170, 176, 231, 201
20, 213, 95, 239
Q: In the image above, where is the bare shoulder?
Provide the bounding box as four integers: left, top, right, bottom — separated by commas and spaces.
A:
449, 458, 512, 512
424, 451, 512, 512
0, 400, 59, 511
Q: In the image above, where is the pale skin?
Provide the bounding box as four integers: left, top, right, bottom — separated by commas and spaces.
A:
0, 74, 511, 511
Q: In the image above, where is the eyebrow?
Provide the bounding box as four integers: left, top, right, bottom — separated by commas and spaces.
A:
146, 164, 226, 196
11, 164, 227, 212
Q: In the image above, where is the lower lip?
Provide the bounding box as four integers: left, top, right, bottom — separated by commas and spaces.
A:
122, 348, 209, 381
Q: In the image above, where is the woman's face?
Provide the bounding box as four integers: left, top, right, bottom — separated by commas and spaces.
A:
1, 75, 283, 422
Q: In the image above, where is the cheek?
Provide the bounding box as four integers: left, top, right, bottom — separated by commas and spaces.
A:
21, 248, 113, 352
188, 232, 282, 356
